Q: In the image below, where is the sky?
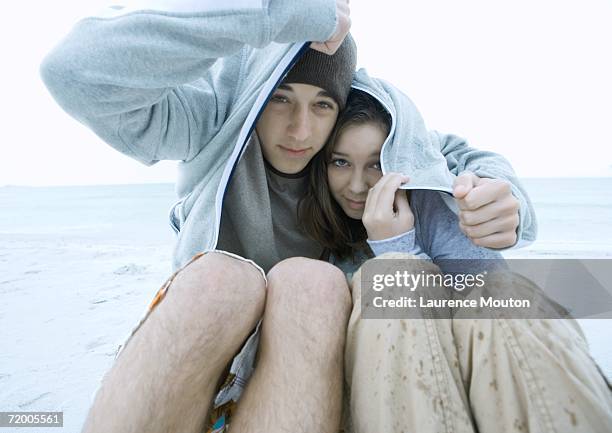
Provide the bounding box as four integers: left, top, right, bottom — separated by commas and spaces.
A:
1, 0, 611, 186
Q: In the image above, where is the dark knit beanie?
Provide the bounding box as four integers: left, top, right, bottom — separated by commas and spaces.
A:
283, 34, 357, 110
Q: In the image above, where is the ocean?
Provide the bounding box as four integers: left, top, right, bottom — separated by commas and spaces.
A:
0, 178, 610, 432
2, 178, 612, 254
506, 178, 612, 257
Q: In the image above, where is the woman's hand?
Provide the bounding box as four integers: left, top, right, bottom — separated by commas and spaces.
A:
362, 173, 414, 241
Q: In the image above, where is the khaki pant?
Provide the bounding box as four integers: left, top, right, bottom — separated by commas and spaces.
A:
342, 253, 612, 433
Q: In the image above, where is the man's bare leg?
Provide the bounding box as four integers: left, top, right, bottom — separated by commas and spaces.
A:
229, 258, 351, 433
82, 252, 267, 433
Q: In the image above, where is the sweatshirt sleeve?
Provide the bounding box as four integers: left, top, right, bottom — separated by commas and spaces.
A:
39, 0, 337, 165
429, 130, 538, 248
366, 229, 431, 260
412, 191, 507, 274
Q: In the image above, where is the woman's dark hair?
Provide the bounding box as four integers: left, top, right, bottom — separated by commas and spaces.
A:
298, 89, 391, 260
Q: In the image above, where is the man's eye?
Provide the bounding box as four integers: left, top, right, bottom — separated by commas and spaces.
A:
316, 101, 334, 110
270, 94, 289, 103
371, 161, 382, 170
331, 158, 349, 168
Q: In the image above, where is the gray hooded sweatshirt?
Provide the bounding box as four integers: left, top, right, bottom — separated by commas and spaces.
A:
40, 0, 537, 411
40, 0, 537, 273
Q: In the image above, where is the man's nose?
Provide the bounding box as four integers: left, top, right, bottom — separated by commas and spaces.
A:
287, 106, 312, 142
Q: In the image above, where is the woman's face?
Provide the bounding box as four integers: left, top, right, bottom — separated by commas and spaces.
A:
327, 122, 387, 219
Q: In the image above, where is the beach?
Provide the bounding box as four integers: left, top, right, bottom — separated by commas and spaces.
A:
1, 179, 611, 432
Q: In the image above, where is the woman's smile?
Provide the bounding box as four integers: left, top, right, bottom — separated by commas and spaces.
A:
344, 197, 366, 209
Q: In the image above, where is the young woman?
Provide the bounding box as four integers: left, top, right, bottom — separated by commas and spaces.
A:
298, 85, 612, 433
299, 88, 502, 276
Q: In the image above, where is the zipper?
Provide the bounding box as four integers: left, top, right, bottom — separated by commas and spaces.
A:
209, 42, 310, 250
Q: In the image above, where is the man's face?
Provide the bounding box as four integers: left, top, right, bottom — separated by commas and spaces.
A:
256, 83, 339, 174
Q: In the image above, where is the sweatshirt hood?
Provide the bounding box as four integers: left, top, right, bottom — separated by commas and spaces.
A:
351, 68, 455, 194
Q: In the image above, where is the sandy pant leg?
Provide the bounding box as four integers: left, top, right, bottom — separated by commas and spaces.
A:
343, 253, 475, 433
453, 272, 612, 432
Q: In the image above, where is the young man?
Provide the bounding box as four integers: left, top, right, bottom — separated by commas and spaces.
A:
40, 1, 537, 432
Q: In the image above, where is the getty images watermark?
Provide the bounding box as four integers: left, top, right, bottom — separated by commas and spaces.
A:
360, 259, 612, 320
370, 269, 530, 309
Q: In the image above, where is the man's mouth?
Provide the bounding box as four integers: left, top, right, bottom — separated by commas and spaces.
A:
278, 145, 310, 157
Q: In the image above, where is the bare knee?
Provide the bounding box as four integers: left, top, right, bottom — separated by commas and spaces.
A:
170, 252, 266, 328
267, 257, 351, 325
178, 252, 265, 295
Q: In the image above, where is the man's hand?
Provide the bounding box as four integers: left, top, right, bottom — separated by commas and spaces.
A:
453, 172, 521, 249
363, 173, 414, 241
310, 0, 351, 55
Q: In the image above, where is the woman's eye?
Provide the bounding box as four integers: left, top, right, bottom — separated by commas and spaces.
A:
371, 161, 382, 170
331, 158, 349, 168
